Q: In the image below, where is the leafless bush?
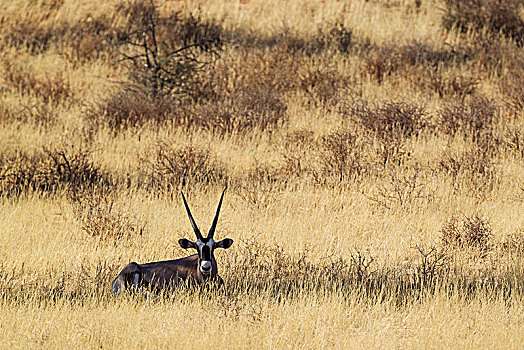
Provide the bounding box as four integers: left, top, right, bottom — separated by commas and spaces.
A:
140, 143, 227, 193
436, 96, 498, 140
349, 250, 376, 282
367, 167, 434, 209
224, 240, 367, 297
0, 146, 109, 197
118, 1, 222, 99
233, 21, 353, 56
16, 103, 56, 126
414, 243, 449, 286
0, 10, 67, 55
87, 1, 224, 131
185, 48, 295, 134
318, 129, 364, 182
442, 0, 524, 44
441, 215, 492, 252
69, 188, 146, 240
221, 240, 519, 302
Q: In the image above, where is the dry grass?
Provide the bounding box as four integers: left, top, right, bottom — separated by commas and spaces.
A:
0, 0, 523, 348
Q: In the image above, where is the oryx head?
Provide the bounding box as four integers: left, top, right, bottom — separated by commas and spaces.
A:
178, 188, 233, 277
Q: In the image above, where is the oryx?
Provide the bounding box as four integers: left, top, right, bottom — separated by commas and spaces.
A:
111, 188, 233, 295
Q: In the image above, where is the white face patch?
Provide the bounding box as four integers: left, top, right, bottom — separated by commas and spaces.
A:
196, 239, 215, 275
200, 260, 212, 274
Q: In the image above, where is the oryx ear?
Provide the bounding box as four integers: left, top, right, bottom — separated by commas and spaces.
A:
215, 238, 233, 249
179, 238, 196, 249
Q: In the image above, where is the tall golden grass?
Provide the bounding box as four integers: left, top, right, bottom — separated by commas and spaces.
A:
0, 0, 523, 348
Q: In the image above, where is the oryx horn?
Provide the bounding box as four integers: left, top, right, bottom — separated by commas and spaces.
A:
181, 191, 203, 240
208, 187, 227, 239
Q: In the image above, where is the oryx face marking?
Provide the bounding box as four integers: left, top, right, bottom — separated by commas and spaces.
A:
196, 238, 215, 275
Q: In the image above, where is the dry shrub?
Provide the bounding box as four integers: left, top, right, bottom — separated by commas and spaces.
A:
368, 167, 434, 209
437, 147, 499, 195
413, 244, 449, 287
351, 101, 426, 140
232, 21, 353, 56
0, 100, 57, 127
362, 41, 481, 97
422, 70, 479, 98
180, 86, 287, 135
441, 215, 492, 252
0, 146, 109, 197
318, 129, 364, 182
176, 48, 294, 135
362, 41, 461, 83
298, 64, 354, 111
91, 86, 286, 134
279, 130, 316, 179
504, 126, 524, 159
436, 95, 498, 140
347, 101, 427, 166
223, 241, 372, 297
69, 189, 146, 240
284, 130, 316, 148
65, 16, 116, 63
222, 240, 519, 302
0, 4, 117, 60
442, 0, 524, 44
0, 13, 65, 55
234, 165, 288, 209
210, 47, 298, 100
88, 91, 177, 130
140, 143, 227, 193
308, 22, 353, 54
500, 65, 524, 110
2, 61, 74, 107
16, 103, 56, 126
91, 5, 289, 134
0, 101, 18, 124
119, 9, 222, 99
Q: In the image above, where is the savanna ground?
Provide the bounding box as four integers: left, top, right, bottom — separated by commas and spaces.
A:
0, 0, 524, 348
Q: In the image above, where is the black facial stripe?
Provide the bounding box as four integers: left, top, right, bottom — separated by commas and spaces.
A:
201, 245, 211, 261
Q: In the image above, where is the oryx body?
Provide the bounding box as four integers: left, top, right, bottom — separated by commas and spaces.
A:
111, 189, 233, 295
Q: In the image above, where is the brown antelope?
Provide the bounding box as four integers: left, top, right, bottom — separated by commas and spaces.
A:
111, 189, 233, 295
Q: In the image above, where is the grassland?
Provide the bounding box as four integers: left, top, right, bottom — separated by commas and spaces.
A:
0, 0, 523, 348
